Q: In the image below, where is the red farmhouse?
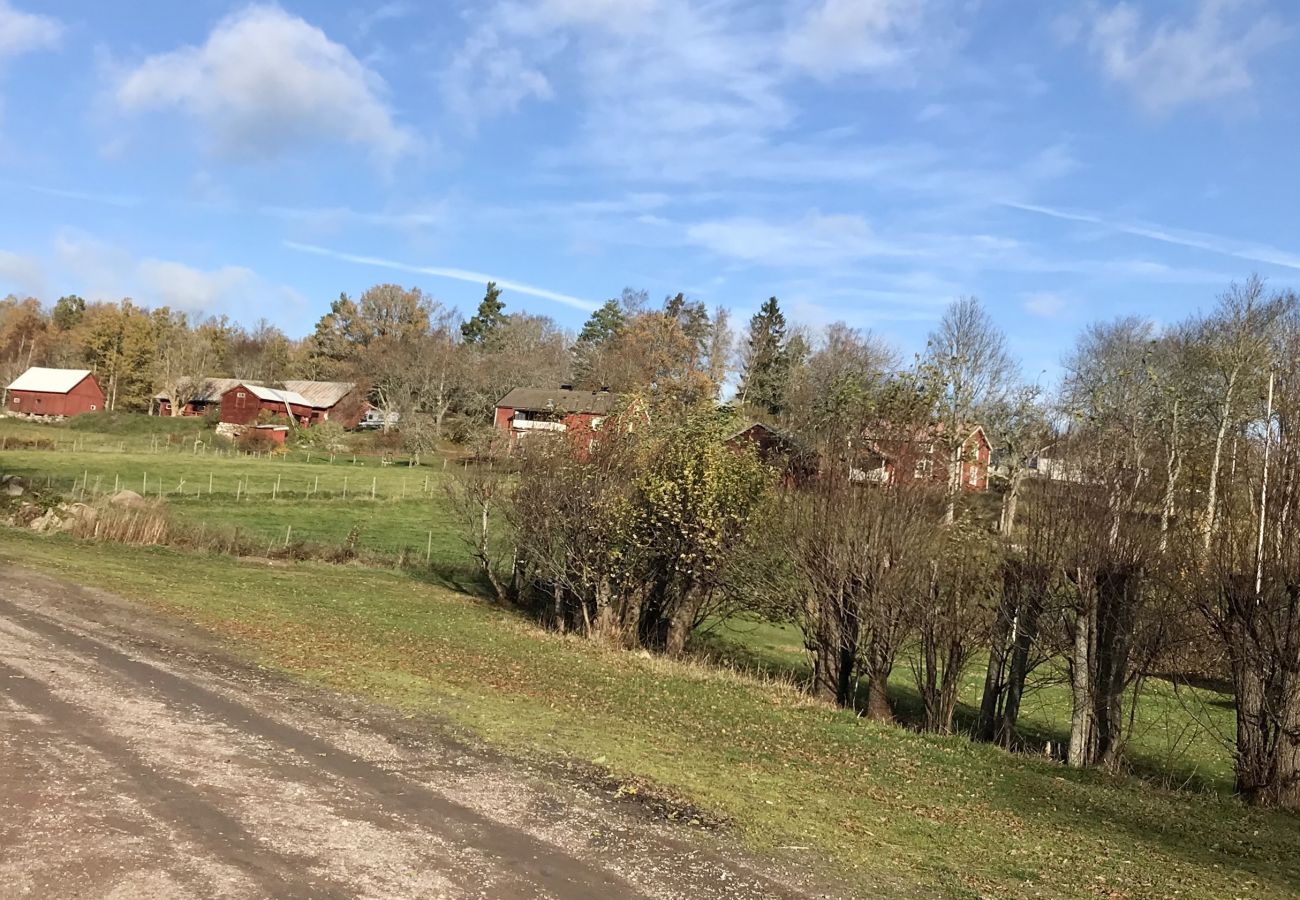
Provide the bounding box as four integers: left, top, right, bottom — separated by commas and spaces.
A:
155, 378, 249, 417
219, 383, 313, 426
495, 386, 616, 443
859, 424, 992, 492
5, 367, 105, 418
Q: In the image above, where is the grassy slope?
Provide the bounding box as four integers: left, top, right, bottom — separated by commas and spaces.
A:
2, 532, 1295, 899
702, 618, 1239, 794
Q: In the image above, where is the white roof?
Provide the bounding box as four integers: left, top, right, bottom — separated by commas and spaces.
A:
240, 383, 309, 406
6, 367, 93, 394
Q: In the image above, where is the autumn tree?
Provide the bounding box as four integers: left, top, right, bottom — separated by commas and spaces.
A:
152, 309, 214, 416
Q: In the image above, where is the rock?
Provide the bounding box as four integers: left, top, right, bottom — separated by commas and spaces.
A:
3, 476, 26, 497
107, 490, 147, 509
67, 503, 98, 528
29, 508, 62, 533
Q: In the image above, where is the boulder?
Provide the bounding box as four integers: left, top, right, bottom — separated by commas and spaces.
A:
107, 490, 147, 509
28, 507, 63, 533
2, 475, 26, 497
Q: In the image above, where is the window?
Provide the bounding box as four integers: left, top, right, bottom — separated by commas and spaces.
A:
12, 397, 19, 404
90, 404, 97, 411
914, 458, 932, 479
969, 466, 979, 486
236, 392, 246, 398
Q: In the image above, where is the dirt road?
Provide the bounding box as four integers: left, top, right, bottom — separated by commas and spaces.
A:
0, 567, 841, 899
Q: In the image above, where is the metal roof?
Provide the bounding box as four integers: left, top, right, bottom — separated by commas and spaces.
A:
238, 383, 310, 407
6, 367, 94, 394
496, 387, 617, 415
281, 380, 356, 409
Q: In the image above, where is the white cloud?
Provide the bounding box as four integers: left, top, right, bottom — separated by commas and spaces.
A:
0, 248, 43, 295
686, 212, 909, 266
1074, 0, 1289, 113
1002, 199, 1300, 271
0, 1, 61, 60
1023, 292, 1066, 318
114, 5, 412, 164
783, 0, 927, 79
440, 24, 553, 123
51, 230, 294, 316
284, 241, 597, 311
136, 259, 258, 312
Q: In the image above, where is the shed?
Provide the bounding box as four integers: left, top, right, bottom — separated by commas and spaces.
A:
5, 367, 105, 418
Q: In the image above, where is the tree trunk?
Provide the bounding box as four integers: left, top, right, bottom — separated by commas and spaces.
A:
999, 468, 1024, 537
863, 632, 896, 722
810, 592, 860, 707
1203, 388, 1235, 552
1067, 586, 1096, 768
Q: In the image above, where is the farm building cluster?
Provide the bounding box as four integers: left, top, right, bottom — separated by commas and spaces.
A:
3, 367, 366, 445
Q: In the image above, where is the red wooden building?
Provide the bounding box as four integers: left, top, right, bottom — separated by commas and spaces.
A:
154, 378, 249, 417
4, 367, 105, 418
494, 386, 617, 443
219, 383, 313, 426
858, 424, 992, 491
282, 380, 366, 428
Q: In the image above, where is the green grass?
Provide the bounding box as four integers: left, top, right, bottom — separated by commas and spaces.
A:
0, 416, 463, 558
2, 531, 1296, 899
700, 617, 1239, 795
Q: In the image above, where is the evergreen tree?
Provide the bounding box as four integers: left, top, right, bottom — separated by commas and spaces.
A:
739, 296, 791, 415
461, 281, 508, 347
572, 298, 625, 385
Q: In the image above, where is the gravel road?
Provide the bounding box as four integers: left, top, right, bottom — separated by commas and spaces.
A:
0, 566, 845, 899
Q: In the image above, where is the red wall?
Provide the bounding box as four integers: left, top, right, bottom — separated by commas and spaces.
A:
7, 375, 105, 417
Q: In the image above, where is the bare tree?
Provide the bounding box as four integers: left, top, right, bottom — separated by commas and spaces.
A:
924, 298, 1016, 524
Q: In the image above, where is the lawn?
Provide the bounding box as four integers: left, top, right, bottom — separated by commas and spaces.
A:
2, 531, 1295, 899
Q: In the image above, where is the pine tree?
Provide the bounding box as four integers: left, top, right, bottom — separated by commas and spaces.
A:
572, 298, 625, 386
461, 281, 508, 347
739, 296, 791, 415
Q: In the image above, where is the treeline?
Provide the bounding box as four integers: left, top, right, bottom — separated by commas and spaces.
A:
452, 275, 1300, 812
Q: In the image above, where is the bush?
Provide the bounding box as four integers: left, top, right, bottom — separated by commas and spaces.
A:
296, 420, 347, 452
236, 429, 279, 453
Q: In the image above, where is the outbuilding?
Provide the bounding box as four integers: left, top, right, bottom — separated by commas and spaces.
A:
281, 380, 366, 428
4, 367, 105, 418
494, 386, 617, 443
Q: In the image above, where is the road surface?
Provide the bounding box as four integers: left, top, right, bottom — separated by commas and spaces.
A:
0, 566, 841, 899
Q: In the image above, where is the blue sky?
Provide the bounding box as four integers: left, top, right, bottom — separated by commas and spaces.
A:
0, 0, 1297, 378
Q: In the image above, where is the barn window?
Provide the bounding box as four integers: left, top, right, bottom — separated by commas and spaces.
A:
12, 397, 19, 404
969, 466, 979, 486
237, 392, 246, 398
90, 404, 97, 411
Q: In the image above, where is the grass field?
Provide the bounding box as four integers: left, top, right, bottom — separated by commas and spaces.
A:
0, 416, 464, 558
1, 531, 1295, 899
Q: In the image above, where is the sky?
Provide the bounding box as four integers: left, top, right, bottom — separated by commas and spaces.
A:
0, 0, 1297, 380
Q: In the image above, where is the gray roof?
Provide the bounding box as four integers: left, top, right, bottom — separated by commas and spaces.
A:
7, 367, 93, 393
496, 387, 617, 415
282, 380, 357, 409
154, 377, 256, 403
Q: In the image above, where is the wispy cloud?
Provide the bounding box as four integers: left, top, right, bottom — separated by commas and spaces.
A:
1068, 0, 1290, 113
9, 181, 142, 208
1023, 291, 1066, 319
284, 241, 596, 311
1002, 200, 1300, 271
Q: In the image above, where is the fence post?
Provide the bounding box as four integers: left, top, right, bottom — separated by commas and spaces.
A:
209, 473, 213, 495
114, 473, 119, 494
426, 531, 432, 563
343, 475, 348, 499
284, 525, 292, 546
274, 474, 281, 500
236, 479, 242, 502
371, 476, 376, 500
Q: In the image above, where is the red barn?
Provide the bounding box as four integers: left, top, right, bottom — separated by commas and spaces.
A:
219, 383, 313, 426
859, 424, 991, 492
5, 367, 105, 418
154, 378, 250, 417
494, 386, 617, 443
282, 380, 366, 428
